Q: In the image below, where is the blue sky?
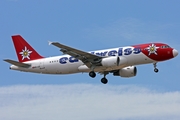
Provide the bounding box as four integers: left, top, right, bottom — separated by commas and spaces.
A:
1, 0, 180, 120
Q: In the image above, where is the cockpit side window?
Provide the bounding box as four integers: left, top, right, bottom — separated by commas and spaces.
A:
161, 45, 171, 48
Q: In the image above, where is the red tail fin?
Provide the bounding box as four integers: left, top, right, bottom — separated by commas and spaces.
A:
12, 35, 44, 62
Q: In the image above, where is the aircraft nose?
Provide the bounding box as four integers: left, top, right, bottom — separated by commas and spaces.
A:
173, 49, 178, 57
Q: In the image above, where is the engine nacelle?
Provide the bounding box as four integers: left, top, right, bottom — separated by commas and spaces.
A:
101, 56, 119, 67
113, 66, 137, 78
101, 56, 127, 67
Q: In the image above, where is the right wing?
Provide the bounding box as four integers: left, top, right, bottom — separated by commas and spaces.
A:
49, 42, 104, 68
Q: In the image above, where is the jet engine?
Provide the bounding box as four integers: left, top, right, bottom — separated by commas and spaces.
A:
101, 56, 127, 67
101, 56, 119, 67
113, 66, 137, 77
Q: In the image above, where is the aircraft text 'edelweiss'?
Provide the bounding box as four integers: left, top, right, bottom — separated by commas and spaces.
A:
4, 35, 178, 84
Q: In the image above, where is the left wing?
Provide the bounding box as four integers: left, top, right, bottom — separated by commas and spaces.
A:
49, 42, 103, 68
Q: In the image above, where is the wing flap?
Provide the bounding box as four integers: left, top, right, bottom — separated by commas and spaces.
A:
4, 59, 31, 68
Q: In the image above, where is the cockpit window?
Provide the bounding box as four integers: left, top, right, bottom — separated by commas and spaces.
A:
161, 45, 171, 48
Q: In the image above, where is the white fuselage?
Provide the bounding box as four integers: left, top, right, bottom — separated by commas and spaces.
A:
10, 46, 155, 74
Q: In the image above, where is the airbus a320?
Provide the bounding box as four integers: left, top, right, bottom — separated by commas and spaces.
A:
4, 35, 178, 84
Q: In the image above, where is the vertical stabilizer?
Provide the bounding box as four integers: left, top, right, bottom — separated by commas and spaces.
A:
12, 35, 43, 62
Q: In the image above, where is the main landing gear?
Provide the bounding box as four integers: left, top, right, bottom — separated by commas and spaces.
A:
89, 71, 96, 78
89, 71, 108, 84
101, 77, 108, 84
153, 63, 159, 73
101, 72, 108, 84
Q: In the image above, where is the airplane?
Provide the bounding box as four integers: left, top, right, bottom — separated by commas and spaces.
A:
4, 35, 178, 84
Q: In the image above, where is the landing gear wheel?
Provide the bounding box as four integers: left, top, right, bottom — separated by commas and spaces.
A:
154, 68, 159, 73
89, 71, 96, 78
101, 77, 108, 84
153, 63, 159, 73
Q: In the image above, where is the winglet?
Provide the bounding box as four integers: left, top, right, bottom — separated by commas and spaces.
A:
48, 41, 53, 45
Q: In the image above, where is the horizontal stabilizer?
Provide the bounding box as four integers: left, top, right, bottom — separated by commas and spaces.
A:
4, 59, 31, 68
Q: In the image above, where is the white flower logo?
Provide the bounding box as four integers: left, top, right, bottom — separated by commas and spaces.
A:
19, 46, 32, 60
146, 44, 159, 56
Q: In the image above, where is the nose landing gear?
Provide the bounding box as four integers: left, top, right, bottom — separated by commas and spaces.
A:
153, 63, 159, 73
154, 68, 159, 73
